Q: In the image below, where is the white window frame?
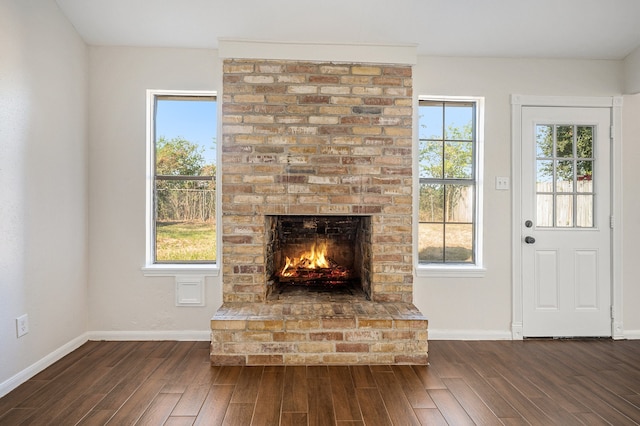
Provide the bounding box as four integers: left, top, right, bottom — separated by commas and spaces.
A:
415, 96, 485, 278
142, 89, 220, 277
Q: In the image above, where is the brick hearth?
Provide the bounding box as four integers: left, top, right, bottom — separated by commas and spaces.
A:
211, 57, 427, 365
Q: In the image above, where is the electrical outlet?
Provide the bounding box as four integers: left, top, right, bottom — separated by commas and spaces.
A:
16, 314, 29, 338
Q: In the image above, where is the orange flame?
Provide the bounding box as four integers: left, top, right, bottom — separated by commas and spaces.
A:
280, 241, 330, 277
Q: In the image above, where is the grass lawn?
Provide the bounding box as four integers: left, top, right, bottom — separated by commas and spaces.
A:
156, 221, 216, 261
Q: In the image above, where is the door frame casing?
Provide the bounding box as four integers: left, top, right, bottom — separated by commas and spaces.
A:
510, 95, 624, 340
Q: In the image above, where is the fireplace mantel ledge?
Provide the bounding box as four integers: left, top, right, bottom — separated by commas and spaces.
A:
218, 38, 418, 65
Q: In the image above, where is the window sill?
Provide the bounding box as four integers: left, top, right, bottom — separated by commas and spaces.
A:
415, 265, 486, 278
141, 264, 220, 277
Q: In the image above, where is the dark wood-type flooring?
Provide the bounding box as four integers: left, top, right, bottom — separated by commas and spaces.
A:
1, 339, 640, 425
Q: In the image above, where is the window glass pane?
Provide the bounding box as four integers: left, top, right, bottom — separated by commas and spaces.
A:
556, 125, 574, 157
154, 96, 217, 263
536, 194, 553, 227
418, 223, 444, 263
537, 160, 553, 192
577, 195, 594, 227
154, 179, 216, 261
444, 103, 473, 141
418, 99, 477, 265
419, 183, 444, 222
156, 99, 217, 172
445, 184, 473, 223
536, 125, 553, 157
556, 194, 574, 227
577, 161, 593, 193
444, 141, 473, 179
445, 224, 473, 263
418, 103, 443, 139
556, 160, 574, 192
576, 126, 593, 158
419, 140, 443, 179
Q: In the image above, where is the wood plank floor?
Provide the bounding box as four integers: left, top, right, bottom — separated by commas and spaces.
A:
1, 339, 639, 425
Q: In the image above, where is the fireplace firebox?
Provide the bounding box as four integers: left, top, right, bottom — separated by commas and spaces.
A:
265, 215, 372, 300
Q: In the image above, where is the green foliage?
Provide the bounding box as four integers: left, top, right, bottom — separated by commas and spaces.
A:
156, 221, 216, 261
419, 122, 473, 222
156, 136, 209, 176
155, 137, 216, 235
536, 125, 593, 182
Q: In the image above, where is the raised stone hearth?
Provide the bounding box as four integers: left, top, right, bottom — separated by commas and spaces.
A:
211, 55, 427, 365
211, 299, 427, 365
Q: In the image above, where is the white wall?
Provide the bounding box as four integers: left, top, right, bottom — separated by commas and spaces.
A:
624, 46, 640, 94
622, 94, 640, 336
88, 47, 222, 336
0, 0, 88, 394
412, 56, 628, 338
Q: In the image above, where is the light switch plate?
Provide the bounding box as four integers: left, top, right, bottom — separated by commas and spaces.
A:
496, 176, 510, 190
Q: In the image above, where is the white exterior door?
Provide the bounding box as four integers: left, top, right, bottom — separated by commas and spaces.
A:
521, 106, 611, 337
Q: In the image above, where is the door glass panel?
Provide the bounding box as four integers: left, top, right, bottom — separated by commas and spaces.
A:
577, 161, 593, 193
577, 126, 593, 158
536, 125, 553, 157
536, 194, 553, 227
556, 194, 574, 227
537, 160, 553, 192
556, 160, 574, 192
556, 125, 574, 157
577, 195, 594, 227
536, 124, 595, 229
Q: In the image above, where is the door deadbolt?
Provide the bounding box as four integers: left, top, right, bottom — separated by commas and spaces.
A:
525, 220, 533, 228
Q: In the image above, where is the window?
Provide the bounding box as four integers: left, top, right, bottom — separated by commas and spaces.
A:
417, 98, 482, 268
146, 91, 217, 267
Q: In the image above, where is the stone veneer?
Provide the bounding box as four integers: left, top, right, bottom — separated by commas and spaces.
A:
211, 58, 426, 366
221, 59, 414, 303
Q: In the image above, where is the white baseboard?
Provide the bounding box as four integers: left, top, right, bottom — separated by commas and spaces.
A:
623, 330, 640, 340
0, 333, 89, 398
87, 330, 211, 341
427, 329, 513, 340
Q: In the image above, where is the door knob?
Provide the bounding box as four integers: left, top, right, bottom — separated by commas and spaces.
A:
525, 236, 536, 244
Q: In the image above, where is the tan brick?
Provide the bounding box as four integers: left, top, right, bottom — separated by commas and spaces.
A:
323, 353, 359, 364
247, 320, 284, 331
297, 342, 334, 353
336, 343, 370, 353
352, 66, 382, 75
247, 354, 284, 365
210, 320, 247, 330
309, 332, 344, 341
285, 319, 321, 330
358, 319, 393, 329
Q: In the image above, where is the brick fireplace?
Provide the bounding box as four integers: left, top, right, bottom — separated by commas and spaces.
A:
210, 57, 427, 365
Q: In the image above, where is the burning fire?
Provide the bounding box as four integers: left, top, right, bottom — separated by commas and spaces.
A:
280, 241, 330, 277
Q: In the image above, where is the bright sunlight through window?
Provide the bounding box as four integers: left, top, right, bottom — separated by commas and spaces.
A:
151, 93, 217, 264
418, 99, 481, 265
